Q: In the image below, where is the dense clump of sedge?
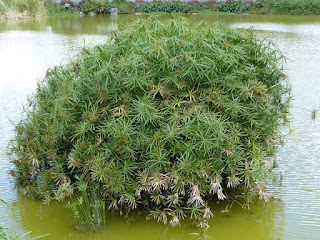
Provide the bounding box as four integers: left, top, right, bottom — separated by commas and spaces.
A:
8, 18, 290, 229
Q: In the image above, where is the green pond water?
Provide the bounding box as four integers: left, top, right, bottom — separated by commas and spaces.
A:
1, 13, 320, 239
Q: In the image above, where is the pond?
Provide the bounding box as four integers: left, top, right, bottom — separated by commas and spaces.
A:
1, 13, 320, 239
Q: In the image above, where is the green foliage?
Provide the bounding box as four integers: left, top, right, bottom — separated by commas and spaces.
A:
16, 0, 46, 16
218, 0, 242, 13
80, 0, 135, 14
78, 1, 217, 15
112, 0, 135, 14
66, 177, 106, 232
81, 0, 112, 14
9, 18, 290, 228
189, 227, 212, 240
44, 0, 61, 13
44, 0, 78, 15
135, 2, 201, 13
0, 0, 45, 17
250, 0, 320, 15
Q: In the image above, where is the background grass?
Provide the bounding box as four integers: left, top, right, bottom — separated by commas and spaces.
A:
250, 0, 320, 15
0, 0, 45, 17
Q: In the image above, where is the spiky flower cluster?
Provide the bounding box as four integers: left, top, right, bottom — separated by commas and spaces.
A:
9, 18, 290, 227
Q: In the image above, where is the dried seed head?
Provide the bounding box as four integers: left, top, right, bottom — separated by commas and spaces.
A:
167, 193, 179, 206
189, 184, 200, 197
170, 215, 180, 227
157, 211, 167, 225
210, 177, 226, 200
187, 195, 205, 207
203, 207, 214, 220
196, 220, 209, 228
227, 174, 241, 188
108, 199, 118, 209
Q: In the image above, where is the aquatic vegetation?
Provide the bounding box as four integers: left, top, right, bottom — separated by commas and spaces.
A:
8, 18, 290, 229
66, 177, 106, 232
189, 226, 212, 240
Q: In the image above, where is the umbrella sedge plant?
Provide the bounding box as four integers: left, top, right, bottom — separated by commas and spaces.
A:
8, 17, 291, 230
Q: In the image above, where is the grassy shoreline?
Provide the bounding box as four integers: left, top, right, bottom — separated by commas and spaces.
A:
75, 0, 320, 16
0, 0, 45, 20
2, 0, 320, 21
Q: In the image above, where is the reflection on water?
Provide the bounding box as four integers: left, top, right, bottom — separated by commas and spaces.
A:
12, 192, 284, 240
1, 14, 320, 239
